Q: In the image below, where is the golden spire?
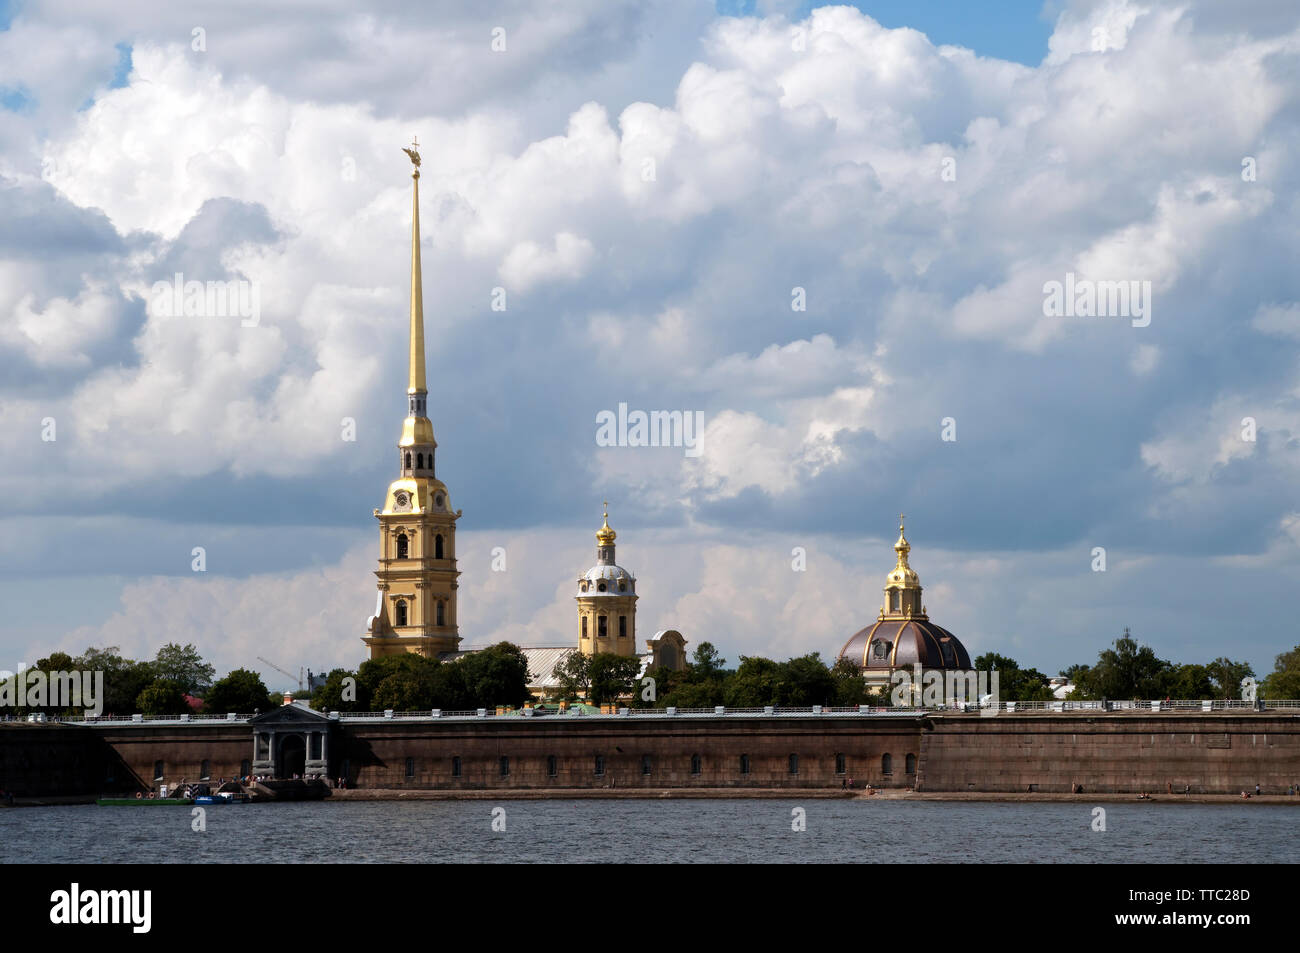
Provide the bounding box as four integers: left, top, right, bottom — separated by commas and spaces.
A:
886, 514, 920, 587
596, 500, 617, 545
405, 136, 426, 396
894, 513, 911, 564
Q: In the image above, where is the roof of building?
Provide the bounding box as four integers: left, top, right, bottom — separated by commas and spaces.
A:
839, 619, 971, 670
518, 646, 577, 690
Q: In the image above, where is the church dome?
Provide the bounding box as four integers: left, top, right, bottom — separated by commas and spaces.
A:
837, 517, 970, 672
583, 564, 633, 587
839, 619, 970, 670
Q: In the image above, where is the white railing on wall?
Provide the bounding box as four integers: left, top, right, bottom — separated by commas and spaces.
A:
23, 698, 1299, 726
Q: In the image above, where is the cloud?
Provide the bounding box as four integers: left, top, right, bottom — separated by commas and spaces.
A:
4, 1, 1300, 676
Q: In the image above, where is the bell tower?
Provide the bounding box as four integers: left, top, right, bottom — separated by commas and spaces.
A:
576, 503, 638, 658
362, 139, 463, 659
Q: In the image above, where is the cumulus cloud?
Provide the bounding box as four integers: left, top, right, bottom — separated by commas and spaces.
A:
4, 0, 1300, 674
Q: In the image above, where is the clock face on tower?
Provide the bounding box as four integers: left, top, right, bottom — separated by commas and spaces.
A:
393, 490, 412, 512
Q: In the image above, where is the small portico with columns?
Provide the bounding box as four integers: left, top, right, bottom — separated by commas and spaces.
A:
249, 703, 335, 779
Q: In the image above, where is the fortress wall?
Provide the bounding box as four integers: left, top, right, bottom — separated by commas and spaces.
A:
0, 724, 104, 797
337, 717, 922, 789
7, 714, 1300, 796
92, 725, 253, 792
917, 713, 1300, 794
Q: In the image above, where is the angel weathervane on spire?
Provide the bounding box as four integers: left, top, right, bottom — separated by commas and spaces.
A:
402, 136, 421, 172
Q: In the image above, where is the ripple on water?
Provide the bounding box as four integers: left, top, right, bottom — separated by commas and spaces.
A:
2, 800, 1296, 863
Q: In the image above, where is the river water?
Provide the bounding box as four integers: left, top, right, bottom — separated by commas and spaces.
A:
4, 800, 1297, 863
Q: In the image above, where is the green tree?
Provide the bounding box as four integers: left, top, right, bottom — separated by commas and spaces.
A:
372, 667, 437, 711
458, 642, 531, 708
311, 668, 362, 712
204, 669, 277, 714
587, 653, 643, 705
1260, 645, 1300, 699
1161, 663, 1214, 699
1206, 658, 1255, 700
136, 679, 189, 716
152, 643, 215, 696
553, 652, 591, 701
691, 642, 727, 679
627, 664, 686, 708
725, 656, 780, 707
974, 653, 1052, 701
775, 653, 838, 706
830, 657, 872, 706
1069, 632, 1171, 700
76, 646, 157, 716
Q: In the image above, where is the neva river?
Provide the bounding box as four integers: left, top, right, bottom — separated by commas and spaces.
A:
4, 800, 1297, 863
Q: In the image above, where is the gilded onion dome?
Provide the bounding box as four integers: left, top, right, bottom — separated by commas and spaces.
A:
596, 505, 617, 546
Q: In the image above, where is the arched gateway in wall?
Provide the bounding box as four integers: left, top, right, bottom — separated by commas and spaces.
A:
249, 703, 335, 779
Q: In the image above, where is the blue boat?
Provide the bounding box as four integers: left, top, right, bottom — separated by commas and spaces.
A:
194, 793, 250, 804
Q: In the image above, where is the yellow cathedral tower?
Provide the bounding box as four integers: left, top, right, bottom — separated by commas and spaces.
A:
362, 139, 463, 660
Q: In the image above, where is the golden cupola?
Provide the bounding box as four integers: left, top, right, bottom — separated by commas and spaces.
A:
596, 507, 617, 548
881, 515, 926, 620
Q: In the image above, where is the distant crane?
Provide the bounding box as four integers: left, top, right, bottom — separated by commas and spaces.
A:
257, 656, 304, 694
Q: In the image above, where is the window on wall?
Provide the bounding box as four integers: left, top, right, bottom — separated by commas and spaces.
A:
690, 754, 701, 775
619, 580, 627, 592
200, 760, 211, 780
396, 534, 408, 558
416, 452, 424, 469
619, 615, 627, 639
154, 761, 164, 781
436, 601, 445, 626
451, 756, 462, 778
435, 534, 444, 559
835, 753, 846, 775
882, 753, 893, 775
906, 753, 916, 774
547, 755, 557, 778
641, 755, 652, 776
240, 759, 251, 778
395, 600, 408, 626
597, 581, 606, 592
891, 591, 901, 612
405, 757, 415, 779
499, 756, 510, 777
405, 452, 412, 469
594, 755, 605, 776
581, 617, 588, 640
788, 754, 799, 775
739, 754, 751, 775
598, 616, 608, 638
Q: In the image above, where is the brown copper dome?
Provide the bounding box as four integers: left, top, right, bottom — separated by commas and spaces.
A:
838, 619, 971, 671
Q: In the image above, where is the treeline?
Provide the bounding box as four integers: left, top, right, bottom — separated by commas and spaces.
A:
626, 644, 874, 709
310, 643, 531, 712
1061, 634, 1254, 701
2, 644, 279, 716
994, 633, 1300, 702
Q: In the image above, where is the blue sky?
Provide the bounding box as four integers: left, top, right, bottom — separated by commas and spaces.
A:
1, 0, 1298, 690
718, 1, 1057, 64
